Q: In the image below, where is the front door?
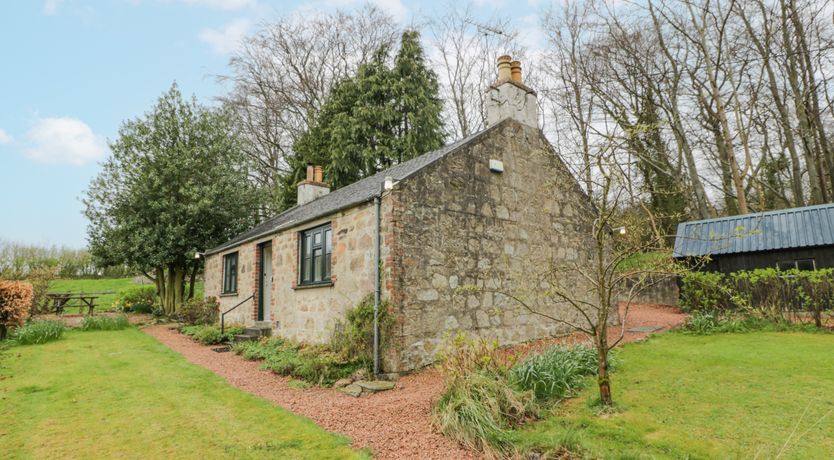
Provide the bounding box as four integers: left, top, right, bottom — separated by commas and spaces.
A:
258, 243, 272, 322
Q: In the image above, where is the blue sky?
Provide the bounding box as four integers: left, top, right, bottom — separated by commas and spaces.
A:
0, 0, 542, 248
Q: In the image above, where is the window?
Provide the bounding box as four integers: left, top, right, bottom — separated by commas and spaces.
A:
776, 260, 795, 271
222, 252, 238, 294
796, 259, 816, 271
776, 259, 816, 271
299, 224, 332, 285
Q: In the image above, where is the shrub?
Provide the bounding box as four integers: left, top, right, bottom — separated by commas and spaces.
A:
678, 271, 732, 313
28, 267, 58, 314
181, 324, 243, 345
11, 319, 65, 345
681, 311, 818, 335
510, 345, 602, 401
79, 314, 131, 331
432, 332, 538, 457
0, 281, 33, 340
177, 296, 219, 325
233, 338, 361, 385
114, 286, 156, 313
330, 295, 394, 372
680, 268, 834, 327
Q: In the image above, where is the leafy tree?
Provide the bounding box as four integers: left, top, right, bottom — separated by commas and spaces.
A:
282, 30, 444, 209
84, 83, 260, 314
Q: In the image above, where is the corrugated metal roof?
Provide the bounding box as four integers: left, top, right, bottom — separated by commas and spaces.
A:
673, 203, 834, 258
206, 122, 502, 255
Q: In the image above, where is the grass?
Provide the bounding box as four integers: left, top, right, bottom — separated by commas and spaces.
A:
510, 332, 834, 459
0, 328, 366, 459
616, 250, 669, 272
47, 278, 203, 312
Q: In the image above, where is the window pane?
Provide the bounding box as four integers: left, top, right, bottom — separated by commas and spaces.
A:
796, 259, 816, 271
324, 253, 331, 280
305, 234, 313, 256
314, 231, 322, 246
303, 255, 311, 282
313, 248, 322, 281
776, 261, 795, 271
325, 229, 332, 253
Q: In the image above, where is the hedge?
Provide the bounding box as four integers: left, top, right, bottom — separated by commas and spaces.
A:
680, 268, 834, 327
0, 281, 34, 340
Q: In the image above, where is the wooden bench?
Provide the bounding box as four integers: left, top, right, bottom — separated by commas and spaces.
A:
46, 292, 115, 316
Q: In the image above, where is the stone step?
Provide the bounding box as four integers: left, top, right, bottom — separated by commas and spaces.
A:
339, 380, 396, 397
233, 334, 259, 342
243, 327, 271, 337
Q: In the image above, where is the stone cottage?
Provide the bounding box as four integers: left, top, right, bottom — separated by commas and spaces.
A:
204, 56, 601, 372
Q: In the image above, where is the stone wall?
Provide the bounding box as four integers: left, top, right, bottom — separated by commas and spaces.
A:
204, 202, 382, 343
386, 120, 606, 371
619, 276, 680, 307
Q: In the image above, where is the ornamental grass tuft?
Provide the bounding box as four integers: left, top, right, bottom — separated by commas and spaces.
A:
11, 320, 66, 345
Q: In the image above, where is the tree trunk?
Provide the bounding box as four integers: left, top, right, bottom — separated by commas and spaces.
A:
596, 335, 613, 406
187, 260, 199, 301
157, 264, 187, 315
742, 0, 805, 206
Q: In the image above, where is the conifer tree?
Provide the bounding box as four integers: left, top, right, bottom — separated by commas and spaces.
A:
283, 31, 444, 209
392, 30, 445, 162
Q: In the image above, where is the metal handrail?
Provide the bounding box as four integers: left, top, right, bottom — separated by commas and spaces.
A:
221, 294, 254, 336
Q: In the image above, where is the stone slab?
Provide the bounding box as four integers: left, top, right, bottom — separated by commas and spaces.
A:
354, 380, 396, 392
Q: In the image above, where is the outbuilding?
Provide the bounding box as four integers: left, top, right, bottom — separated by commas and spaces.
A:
673, 203, 834, 273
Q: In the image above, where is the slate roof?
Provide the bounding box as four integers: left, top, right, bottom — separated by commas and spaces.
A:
673, 203, 834, 258
206, 123, 500, 255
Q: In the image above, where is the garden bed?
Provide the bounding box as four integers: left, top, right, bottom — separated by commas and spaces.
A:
145, 303, 686, 459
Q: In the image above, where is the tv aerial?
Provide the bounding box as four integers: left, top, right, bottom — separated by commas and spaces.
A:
464, 18, 506, 37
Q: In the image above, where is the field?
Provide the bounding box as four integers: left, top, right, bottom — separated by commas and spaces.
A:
0, 328, 365, 459
511, 332, 834, 459
48, 278, 203, 312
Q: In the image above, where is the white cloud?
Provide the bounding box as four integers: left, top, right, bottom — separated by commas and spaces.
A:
24, 117, 105, 165
43, 0, 64, 15
199, 18, 251, 55
0, 129, 12, 145
295, 0, 408, 23
370, 0, 407, 22
182, 0, 255, 10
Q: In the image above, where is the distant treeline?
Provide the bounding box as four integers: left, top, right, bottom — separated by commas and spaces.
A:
0, 240, 134, 279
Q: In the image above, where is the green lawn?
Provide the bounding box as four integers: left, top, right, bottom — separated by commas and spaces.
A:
511, 332, 834, 459
0, 328, 364, 459
48, 278, 204, 312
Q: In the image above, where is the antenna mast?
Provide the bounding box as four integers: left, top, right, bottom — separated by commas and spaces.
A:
464, 18, 505, 37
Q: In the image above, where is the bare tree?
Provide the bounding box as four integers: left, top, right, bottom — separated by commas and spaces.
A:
219, 5, 398, 212
428, 2, 527, 139
487, 132, 684, 406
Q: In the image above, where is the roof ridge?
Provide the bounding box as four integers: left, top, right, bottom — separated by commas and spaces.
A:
679, 202, 834, 227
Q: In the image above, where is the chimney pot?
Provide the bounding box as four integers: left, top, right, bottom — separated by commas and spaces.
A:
497, 55, 512, 81
314, 165, 323, 183
306, 165, 315, 182
510, 61, 522, 83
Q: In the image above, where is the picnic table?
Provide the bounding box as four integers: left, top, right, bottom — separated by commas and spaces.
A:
46, 291, 115, 316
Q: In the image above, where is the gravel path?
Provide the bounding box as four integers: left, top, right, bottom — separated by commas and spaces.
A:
143, 303, 687, 459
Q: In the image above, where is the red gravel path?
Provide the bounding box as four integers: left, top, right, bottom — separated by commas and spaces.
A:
143, 303, 686, 459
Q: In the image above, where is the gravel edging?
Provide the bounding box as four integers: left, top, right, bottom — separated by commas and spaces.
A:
143, 325, 475, 460
143, 304, 687, 459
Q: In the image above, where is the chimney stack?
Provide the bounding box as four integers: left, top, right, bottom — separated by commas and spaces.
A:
297, 164, 330, 205
485, 55, 538, 128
